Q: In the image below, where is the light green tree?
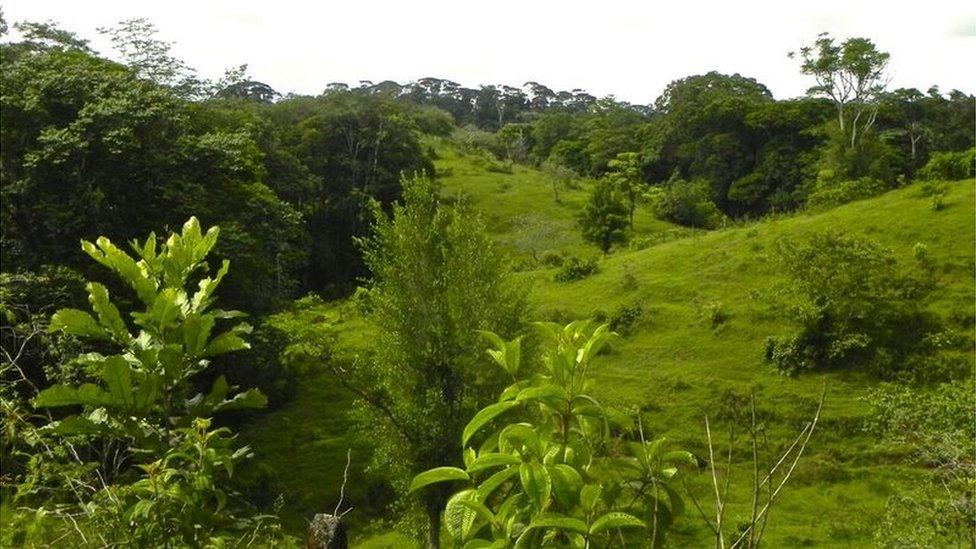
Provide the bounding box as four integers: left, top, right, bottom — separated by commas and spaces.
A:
351, 174, 525, 549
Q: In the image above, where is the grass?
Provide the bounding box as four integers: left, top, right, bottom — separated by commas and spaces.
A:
242, 143, 975, 547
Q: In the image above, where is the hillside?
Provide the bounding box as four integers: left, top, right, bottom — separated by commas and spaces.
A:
242, 144, 975, 547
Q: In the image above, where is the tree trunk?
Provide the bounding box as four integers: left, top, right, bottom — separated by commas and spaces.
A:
427, 506, 442, 549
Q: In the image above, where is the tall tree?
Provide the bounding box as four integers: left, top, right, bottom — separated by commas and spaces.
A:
606, 152, 643, 227
791, 33, 890, 149
351, 175, 524, 549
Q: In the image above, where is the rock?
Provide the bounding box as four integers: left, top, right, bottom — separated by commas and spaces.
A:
306, 513, 348, 549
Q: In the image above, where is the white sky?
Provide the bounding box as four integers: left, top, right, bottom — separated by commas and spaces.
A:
3, 0, 974, 104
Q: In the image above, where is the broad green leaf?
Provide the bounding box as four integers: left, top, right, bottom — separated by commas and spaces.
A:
409, 467, 469, 493
519, 461, 551, 511
580, 484, 602, 513
457, 498, 497, 529
548, 464, 583, 509
101, 355, 133, 410
463, 540, 506, 549
49, 309, 109, 340
476, 465, 519, 500
462, 401, 519, 446
467, 452, 521, 473
588, 512, 645, 534
202, 324, 252, 357
182, 312, 215, 357
526, 514, 588, 535
663, 450, 698, 467
445, 489, 480, 542
34, 383, 113, 408
516, 385, 569, 409
81, 237, 156, 304
86, 283, 129, 343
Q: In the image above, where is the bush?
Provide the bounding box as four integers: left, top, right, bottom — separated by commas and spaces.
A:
764, 231, 958, 379
805, 177, 889, 210
916, 148, 975, 181
648, 178, 725, 229
540, 251, 565, 267
608, 301, 644, 333
553, 256, 598, 282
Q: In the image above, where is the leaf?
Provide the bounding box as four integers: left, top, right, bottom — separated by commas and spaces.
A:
580, 484, 602, 513
457, 499, 497, 529
526, 514, 588, 535
466, 452, 521, 473
101, 355, 133, 410
462, 401, 520, 446
409, 467, 470, 493
86, 283, 129, 343
588, 512, 645, 534
475, 466, 519, 500
212, 388, 267, 413
577, 323, 614, 366
663, 450, 698, 467
519, 461, 551, 511
516, 385, 569, 409
81, 237, 156, 304
49, 309, 109, 340
548, 464, 583, 509
445, 489, 480, 542
34, 384, 113, 408
202, 324, 252, 357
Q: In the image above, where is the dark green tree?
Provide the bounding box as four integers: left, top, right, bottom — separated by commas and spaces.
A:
579, 179, 629, 254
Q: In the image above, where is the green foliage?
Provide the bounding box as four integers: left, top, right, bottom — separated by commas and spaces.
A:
411, 321, 695, 547
350, 173, 526, 542
764, 231, 960, 379
8, 218, 279, 546
579, 179, 630, 253
805, 176, 889, 210
916, 148, 975, 181
864, 383, 974, 547
553, 256, 599, 283
648, 177, 726, 229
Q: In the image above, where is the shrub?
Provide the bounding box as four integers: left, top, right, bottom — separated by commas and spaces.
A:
540, 251, 565, 268
409, 322, 695, 547
609, 301, 644, 333
916, 148, 975, 181
805, 177, 889, 210
554, 256, 598, 282
408, 105, 455, 136
764, 230, 958, 379
699, 301, 728, 330
648, 178, 725, 229
8, 218, 283, 546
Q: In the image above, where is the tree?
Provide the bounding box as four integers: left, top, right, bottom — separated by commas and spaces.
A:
791, 33, 890, 149
345, 175, 525, 549
606, 152, 643, 227
579, 179, 629, 254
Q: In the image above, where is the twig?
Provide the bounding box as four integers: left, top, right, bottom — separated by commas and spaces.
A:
334, 448, 352, 516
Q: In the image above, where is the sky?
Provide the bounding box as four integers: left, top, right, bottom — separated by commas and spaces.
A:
3, 0, 974, 104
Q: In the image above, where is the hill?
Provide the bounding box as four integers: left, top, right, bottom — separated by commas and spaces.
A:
242, 142, 975, 547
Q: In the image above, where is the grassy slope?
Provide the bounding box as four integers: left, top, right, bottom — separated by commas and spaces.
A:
243, 143, 974, 547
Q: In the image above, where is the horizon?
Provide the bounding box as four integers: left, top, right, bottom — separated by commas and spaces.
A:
2, 0, 975, 104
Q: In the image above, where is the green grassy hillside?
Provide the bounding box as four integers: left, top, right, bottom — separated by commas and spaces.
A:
242, 143, 975, 547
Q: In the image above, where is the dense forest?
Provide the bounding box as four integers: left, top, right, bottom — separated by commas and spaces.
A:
0, 12, 974, 549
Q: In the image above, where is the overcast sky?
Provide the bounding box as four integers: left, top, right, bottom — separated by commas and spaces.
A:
3, 0, 974, 104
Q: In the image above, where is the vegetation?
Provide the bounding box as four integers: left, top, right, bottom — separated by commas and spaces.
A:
0, 12, 973, 549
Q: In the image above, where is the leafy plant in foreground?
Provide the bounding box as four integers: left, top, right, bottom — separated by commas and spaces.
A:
19, 217, 275, 545
410, 321, 696, 547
